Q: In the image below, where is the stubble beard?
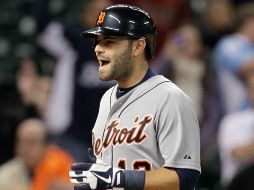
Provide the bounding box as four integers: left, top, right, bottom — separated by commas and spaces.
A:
99, 42, 133, 81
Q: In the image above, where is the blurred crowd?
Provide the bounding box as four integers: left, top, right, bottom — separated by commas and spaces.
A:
1, 0, 254, 189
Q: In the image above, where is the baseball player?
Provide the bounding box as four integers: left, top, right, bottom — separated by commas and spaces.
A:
69, 4, 201, 190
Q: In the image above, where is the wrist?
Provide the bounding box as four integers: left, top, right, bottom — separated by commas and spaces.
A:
124, 170, 145, 190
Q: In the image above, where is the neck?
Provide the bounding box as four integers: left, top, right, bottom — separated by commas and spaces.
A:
118, 60, 148, 88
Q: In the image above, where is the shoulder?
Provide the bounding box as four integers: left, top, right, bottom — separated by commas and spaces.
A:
0, 158, 28, 182
144, 76, 194, 110
152, 76, 192, 102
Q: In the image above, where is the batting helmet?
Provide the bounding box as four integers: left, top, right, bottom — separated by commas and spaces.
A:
81, 4, 157, 59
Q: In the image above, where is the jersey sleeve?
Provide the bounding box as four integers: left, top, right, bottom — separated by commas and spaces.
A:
155, 85, 201, 172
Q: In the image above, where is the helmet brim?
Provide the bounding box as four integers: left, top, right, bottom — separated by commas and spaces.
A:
80, 27, 103, 38
81, 26, 130, 39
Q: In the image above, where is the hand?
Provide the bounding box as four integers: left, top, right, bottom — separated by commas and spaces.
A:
69, 162, 125, 190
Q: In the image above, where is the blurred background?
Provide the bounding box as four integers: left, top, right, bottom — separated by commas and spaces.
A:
1, 0, 254, 189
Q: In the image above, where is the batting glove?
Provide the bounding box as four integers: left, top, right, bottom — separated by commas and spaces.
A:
69, 162, 125, 190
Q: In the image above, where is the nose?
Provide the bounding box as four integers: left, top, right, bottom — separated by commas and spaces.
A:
94, 43, 104, 55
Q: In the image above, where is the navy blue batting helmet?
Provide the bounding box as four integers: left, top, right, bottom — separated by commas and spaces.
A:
81, 4, 157, 59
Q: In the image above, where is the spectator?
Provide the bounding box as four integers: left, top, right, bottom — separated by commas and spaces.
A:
151, 22, 206, 120
195, 0, 234, 51
218, 72, 254, 188
213, 3, 254, 115
0, 118, 73, 190
0, 58, 53, 166
36, 0, 114, 162
0, 0, 55, 165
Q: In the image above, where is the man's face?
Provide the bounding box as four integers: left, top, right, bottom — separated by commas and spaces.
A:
94, 36, 134, 82
16, 120, 47, 170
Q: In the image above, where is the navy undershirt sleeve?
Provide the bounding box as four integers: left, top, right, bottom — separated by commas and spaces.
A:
175, 168, 200, 190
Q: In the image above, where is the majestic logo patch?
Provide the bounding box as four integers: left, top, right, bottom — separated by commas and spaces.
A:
97, 12, 106, 25
93, 115, 153, 155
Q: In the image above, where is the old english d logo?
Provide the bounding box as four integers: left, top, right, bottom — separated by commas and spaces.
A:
97, 12, 106, 25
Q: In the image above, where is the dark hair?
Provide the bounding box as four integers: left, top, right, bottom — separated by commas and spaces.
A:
16, 117, 52, 145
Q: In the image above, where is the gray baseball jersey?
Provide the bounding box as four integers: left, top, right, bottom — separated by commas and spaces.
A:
92, 75, 201, 172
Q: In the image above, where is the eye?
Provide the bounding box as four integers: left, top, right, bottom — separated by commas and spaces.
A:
96, 38, 117, 46
102, 39, 115, 46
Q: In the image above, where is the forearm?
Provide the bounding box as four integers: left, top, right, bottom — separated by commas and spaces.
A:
144, 167, 179, 190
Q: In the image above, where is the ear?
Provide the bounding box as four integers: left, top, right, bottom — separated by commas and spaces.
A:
133, 38, 146, 57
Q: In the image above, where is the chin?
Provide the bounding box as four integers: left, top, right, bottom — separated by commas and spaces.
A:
99, 75, 110, 81
99, 72, 111, 81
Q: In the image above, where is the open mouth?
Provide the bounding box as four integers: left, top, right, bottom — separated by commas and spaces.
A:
100, 60, 110, 67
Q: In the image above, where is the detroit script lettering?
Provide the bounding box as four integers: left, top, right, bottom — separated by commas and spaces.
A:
93, 115, 153, 155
